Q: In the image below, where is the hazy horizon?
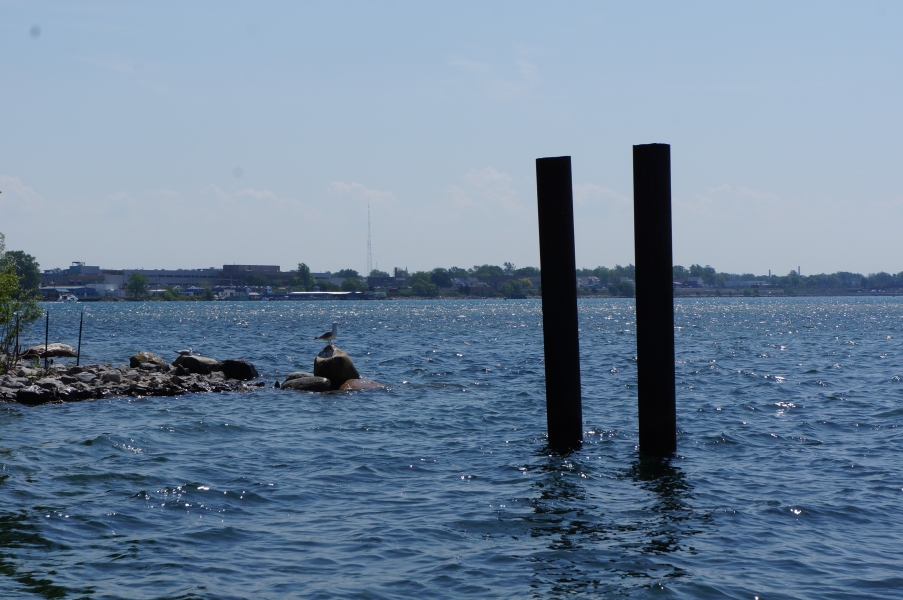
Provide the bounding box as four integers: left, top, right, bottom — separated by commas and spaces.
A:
3, 2, 902, 275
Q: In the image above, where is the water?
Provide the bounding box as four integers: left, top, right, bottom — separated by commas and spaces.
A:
2, 297, 902, 599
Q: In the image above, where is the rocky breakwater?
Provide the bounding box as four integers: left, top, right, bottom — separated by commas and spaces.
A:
280, 345, 385, 392
1, 351, 263, 406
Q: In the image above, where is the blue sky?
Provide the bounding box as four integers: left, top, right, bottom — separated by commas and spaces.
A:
2, 1, 901, 275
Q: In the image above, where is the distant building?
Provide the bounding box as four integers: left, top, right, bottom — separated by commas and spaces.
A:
122, 268, 221, 287
684, 277, 703, 288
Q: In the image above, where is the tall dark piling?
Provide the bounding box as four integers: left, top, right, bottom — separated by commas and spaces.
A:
633, 143, 676, 455
76, 312, 84, 366
535, 156, 583, 452
44, 311, 49, 370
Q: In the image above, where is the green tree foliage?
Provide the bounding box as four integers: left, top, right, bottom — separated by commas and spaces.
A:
689, 264, 721, 285
0, 240, 42, 374
469, 264, 504, 279
429, 268, 452, 288
200, 282, 215, 301
295, 263, 315, 290
448, 266, 468, 280
127, 272, 148, 299
341, 277, 367, 292
1, 250, 41, 291
369, 269, 390, 277
410, 272, 438, 296
513, 266, 540, 278
577, 264, 634, 286
317, 281, 341, 291
607, 280, 635, 297
500, 278, 532, 298
335, 269, 360, 278
503, 262, 516, 273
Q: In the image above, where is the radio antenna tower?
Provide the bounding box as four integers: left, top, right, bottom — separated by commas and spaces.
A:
366, 201, 373, 276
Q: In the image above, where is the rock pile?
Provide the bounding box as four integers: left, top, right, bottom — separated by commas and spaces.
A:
280, 345, 385, 392
0, 351, 263, 406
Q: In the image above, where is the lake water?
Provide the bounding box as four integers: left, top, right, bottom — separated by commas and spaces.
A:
2, 297, 902, 599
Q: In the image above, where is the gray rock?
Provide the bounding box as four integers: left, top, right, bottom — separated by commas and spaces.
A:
284, 372, 315, 382
36, 378, 62, 391
101, 372, 121, 383
281, 376, 332, 392
138, 362, 160, 371
313, 345, 360, 390
76, 373, 97, 384
219, 358, 259, 381
19, 343, 78, 359
66, 366, 84, 375
129, 351, 167, 369
172, 355, 220, 375
17, 385, 55, 406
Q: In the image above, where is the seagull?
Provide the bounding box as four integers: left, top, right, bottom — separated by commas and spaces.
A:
314, 322, 339, 345
176, 348, 193, 356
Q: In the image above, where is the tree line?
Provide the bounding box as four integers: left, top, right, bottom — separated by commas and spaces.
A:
0, 234, 42, 374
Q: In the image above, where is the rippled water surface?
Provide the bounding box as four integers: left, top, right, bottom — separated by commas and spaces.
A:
2, 297, 903, 598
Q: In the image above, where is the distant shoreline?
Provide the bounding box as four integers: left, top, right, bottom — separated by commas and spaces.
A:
40, 290, 903, 303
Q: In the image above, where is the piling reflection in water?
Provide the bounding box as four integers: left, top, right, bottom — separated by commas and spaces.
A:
625, 455, 700, 557
0, 509, 92, 598
510, 443, 705, 595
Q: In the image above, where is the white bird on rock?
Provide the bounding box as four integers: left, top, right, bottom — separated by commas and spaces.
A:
315, 322, 339, 345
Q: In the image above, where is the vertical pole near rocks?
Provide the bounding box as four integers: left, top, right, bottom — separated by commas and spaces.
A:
633, 143, 676, 455
14, 312, 20, 364
76, 312, 84, 366
44, 311, 49, 371
535, 156, 583, 452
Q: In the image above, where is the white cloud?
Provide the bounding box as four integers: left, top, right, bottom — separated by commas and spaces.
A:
573, 183, 630, 207
0, 174, 45, 216
445, 54, 541, 101
446, 167, 522, 215
146, 189, 181, 199
516, 59, 540, 87
0, 174, 42, 203
447, 58, 493, 74
199, 184, 234, 203
236, 188, 280, 202
327, 182, 397, 205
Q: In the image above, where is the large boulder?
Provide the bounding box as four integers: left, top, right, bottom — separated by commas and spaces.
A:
313, 345, 359, 390
20, 343, 77, 359
218, 359, 258, 381
130, 351, 166, 369
17, 385, 56, 406
284, 372, 315, 382
172, 354, 220, 375
281, 376, 332, 392
339, 379, 386, 391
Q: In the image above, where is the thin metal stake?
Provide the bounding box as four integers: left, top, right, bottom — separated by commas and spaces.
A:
14, 312, 20, 365
76, 312, 84, 366
44, 311, 49, 370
